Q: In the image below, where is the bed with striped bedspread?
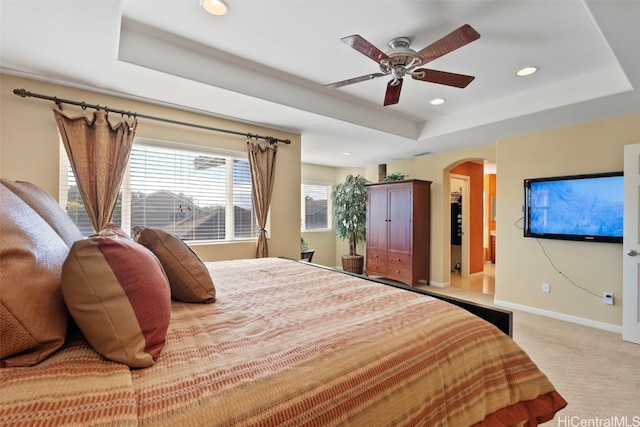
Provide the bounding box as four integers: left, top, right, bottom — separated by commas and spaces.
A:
1, 257, 566, 426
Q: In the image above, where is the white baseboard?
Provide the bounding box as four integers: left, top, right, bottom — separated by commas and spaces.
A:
428, 281, 449, 288
493, 299, 622, 334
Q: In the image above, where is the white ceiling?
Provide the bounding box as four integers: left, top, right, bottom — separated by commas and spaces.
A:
1, 0, 639, 167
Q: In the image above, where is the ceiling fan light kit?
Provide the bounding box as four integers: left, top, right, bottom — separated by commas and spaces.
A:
325, 24, 481, 106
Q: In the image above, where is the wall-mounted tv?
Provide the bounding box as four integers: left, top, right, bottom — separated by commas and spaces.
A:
524, 172, 623, 243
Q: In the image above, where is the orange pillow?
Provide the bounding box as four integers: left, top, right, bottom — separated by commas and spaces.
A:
0, 184, 70, 367
134, 227, 216, 304
61, 231, 171, 368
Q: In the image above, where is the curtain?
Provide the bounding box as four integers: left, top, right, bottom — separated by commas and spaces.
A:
246, 140, 278, 258
54, 109, 137, 233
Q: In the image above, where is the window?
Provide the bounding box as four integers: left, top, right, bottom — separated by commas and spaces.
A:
301, 183, 331, 230
60, 139, 260, 241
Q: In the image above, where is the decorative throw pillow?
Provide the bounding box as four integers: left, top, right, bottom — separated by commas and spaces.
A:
61, 231, 171, 368
134, 227, 216, 304
0, 178, 83, 247
0, 184, 70, 367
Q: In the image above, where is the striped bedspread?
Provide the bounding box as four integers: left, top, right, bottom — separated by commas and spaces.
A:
1, 257, 566, 426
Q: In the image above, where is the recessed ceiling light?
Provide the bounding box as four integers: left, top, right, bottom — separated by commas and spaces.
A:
430, 98, 446, 105
200, 0, 229, 16
516, 66, 539, 77
342, 152, 352, 156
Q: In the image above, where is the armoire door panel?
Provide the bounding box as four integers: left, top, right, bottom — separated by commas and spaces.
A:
388, 186, 412, 254
366, 187, 389, 251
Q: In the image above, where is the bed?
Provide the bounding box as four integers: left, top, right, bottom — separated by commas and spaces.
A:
0, 178, 567, 426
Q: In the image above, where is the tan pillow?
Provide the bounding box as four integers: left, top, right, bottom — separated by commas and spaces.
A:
134, 227, 216, 303
0, 184, 70, 367
0, 178, 83, 247
61, 231, 171, 368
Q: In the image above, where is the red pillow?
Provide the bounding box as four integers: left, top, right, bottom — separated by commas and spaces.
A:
61, 232, 171, 368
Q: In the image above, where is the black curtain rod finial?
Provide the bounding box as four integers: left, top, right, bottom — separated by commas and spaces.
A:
13, 88, 28, 98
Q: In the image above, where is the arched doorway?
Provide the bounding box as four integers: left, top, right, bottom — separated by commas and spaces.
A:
445, 159, 496, 295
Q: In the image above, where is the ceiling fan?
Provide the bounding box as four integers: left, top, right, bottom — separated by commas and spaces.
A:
324, 24, 481, 106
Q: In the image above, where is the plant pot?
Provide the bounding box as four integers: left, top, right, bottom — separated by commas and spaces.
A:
341, 255, 364, 274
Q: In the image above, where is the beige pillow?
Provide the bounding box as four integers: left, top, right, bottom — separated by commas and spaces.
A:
134, 227, 216, 303
0, 178, 83, 247
61, 231, 171, 368
0, 184, 70, 367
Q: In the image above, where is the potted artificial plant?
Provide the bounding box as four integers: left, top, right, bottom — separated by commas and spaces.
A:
331, 174, 369, 274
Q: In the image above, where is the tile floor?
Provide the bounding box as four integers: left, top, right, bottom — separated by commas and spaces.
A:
449, 263, 495, 295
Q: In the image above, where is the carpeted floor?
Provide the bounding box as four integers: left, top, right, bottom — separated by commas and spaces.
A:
417, 284, 640, 426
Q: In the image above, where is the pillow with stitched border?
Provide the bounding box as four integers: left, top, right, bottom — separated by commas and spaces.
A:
134, 227, 216, 304
61, 229, 171, 368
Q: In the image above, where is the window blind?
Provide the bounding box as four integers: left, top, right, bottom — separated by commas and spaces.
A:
301, 183, 330, 230
60, 139, 259, 241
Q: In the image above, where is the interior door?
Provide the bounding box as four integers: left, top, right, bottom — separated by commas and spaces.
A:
623, 143, 640, 344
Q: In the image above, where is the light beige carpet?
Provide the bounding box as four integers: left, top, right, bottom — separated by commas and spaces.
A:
418, 285, 640, 425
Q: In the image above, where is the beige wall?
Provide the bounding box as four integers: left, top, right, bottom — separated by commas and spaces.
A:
300, 163, 337, 267
1, 74, 301, 261
360, 115, 640, 328
495, 113, 640, 327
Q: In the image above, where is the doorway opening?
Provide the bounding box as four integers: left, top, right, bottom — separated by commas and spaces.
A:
447, 160, 496, 296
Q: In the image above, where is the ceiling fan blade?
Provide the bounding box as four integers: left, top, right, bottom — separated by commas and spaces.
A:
412, 69, 476, 88
341, 35, 391, 64
383, 79, 403, 106
411, 24, 480, 65
324, 72, 386, 89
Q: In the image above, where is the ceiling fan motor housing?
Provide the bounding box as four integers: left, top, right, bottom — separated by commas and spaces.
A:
386, 37, 415, 65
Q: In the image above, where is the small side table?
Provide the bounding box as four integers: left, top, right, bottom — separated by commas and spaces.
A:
301, 249, 315, 263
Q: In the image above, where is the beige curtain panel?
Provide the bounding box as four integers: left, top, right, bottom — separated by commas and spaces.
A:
54, 109, 137, 233
247, 140, 278, 258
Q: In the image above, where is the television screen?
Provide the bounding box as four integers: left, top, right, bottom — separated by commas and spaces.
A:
524, 172, 623, 243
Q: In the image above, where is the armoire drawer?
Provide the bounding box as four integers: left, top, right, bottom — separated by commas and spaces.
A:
387, 265, 412, 283
367, 251, 385, 263
387, 253, 411, 267
366, 261, 387, 276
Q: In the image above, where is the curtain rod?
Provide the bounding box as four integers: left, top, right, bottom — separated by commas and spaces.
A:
12, 88, 291, 145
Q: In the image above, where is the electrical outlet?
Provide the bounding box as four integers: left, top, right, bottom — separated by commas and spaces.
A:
542, 282, 550, 293
603, 292, 614, 305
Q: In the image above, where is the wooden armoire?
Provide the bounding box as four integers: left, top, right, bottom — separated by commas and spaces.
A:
365, 179, 431, 287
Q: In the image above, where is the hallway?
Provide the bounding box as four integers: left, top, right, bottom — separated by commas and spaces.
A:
449, 263, 495, 295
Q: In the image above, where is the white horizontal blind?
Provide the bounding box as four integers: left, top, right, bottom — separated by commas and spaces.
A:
301, 183, 330, 230
60, 139, 259, 241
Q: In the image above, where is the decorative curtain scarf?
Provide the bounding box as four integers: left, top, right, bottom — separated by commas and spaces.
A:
246, 140, 278, 258
53, 109, 137, 233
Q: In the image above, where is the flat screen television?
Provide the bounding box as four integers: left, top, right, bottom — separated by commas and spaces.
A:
524, 172, 623, 243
